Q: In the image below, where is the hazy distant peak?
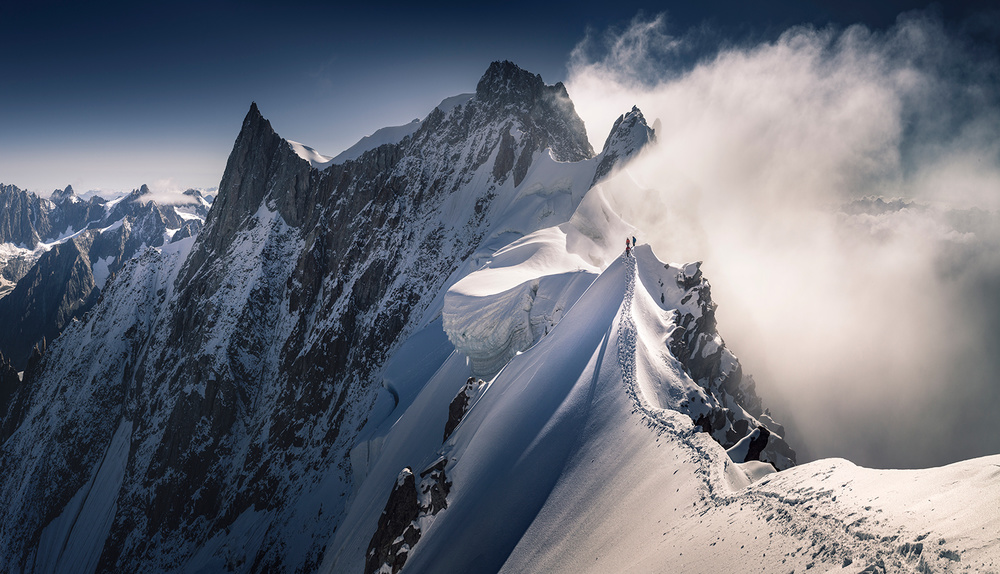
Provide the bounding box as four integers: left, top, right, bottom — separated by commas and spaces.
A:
49, 184, 76, 204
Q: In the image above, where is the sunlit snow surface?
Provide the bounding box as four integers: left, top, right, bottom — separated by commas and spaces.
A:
5, 88, 999, 573
326, 166, 1000, 573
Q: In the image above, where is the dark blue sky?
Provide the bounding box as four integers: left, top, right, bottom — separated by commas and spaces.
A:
0, 0, 993, 194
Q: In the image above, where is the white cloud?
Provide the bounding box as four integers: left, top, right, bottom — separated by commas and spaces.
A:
567, 13, 1000, 468
142, 178, 200, 206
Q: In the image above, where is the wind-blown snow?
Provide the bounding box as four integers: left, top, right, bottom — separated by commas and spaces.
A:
6, 74, 999, 574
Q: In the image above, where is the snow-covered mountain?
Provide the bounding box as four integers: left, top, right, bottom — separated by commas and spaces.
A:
0, 183, 210, 371
0, 60, 997, 574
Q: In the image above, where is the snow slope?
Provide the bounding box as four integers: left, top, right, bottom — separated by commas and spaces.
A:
5, 61, 999, 574
329, 237, 1000, 573
0, 236, 196, 571
287, 140, 333, 169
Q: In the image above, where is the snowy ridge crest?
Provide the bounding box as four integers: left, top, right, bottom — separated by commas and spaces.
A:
12, 59, 991, 574
0, 61, 614, 572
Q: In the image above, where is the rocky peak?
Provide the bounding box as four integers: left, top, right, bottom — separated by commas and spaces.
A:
178, 101, 295, 285
121, 184, 151, 205
50, 185, 76, 204
601, 106, 655, 155
593, 105, 656, 185
475, 60, 548, 108
450, 61, 595, 184
0, 183, 50, 248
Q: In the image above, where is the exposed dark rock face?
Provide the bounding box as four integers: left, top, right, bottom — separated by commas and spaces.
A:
51, 186, 107, 237
592, 105, 656, 185
1, 339, 45, 443
0, 62, 596, 571
181, 188, 212, 218
365, 461, 452, 574
365, 468, 421, 574
0, 235, 99, 370
0, 183, 53, 248
418, 459, 451, 516
170, 219, 203, 243
0, 352, 20, 427
0, 183, 109, 250
472, 60, 594, 186
670, 261, 797, 470
49, 184, 76, 204
0, 252, 36, 297
444, 377, 484, 442
744, 426, 770, 462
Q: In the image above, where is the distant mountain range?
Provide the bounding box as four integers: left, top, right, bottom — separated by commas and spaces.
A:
0, 61, 996, 574
0, 183, 210, 370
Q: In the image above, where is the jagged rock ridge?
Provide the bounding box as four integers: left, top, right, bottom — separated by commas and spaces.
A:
0, 60, 794, 574
0, 61, 608, 572
592, 105, 656, 185
0, 183, 209, 370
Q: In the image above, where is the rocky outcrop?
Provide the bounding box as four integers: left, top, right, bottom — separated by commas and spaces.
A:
669, 261, 796, 470
49, 184, 76, 204
170, 219, 203, 243
0, 252, 36, 298
0, 184, 53, 248
592, 105, 656, 185
365, 468, 421, 574
365, 460, 452, 574
0, 351, 20, 427
444, 377, 485, 442
0, 235, 99, 370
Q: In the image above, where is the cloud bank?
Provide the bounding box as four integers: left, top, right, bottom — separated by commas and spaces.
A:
566, 13, 1000, 468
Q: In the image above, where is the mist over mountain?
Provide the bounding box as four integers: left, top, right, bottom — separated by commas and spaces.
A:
1, 22, 999, 573
564, 12, 1000, 469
